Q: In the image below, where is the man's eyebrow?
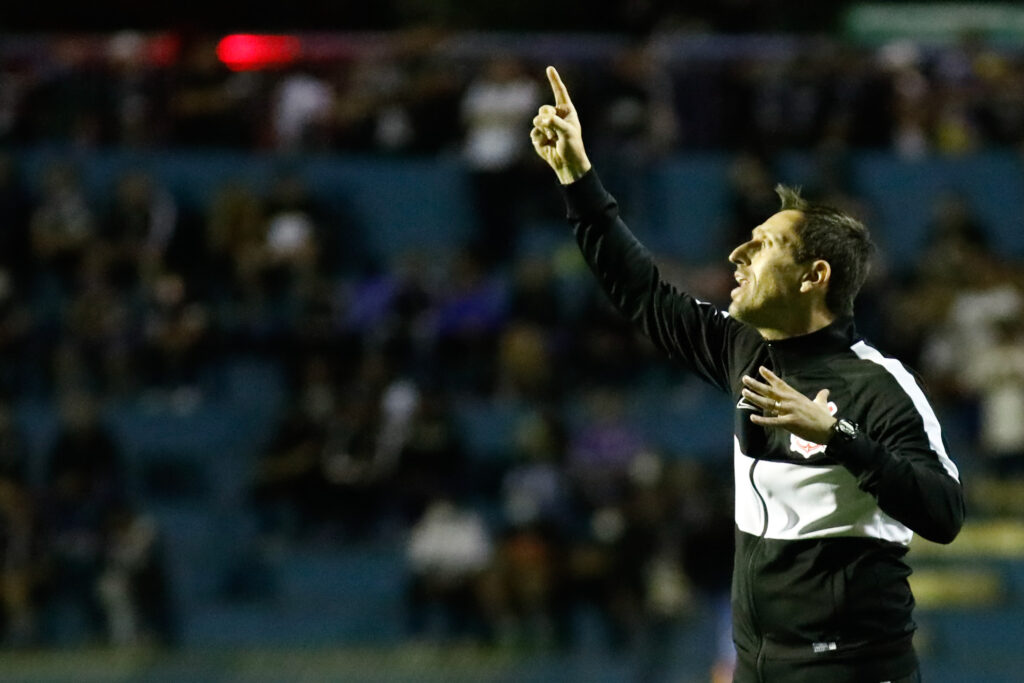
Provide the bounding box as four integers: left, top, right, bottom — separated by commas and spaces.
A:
752, 226, 787, 243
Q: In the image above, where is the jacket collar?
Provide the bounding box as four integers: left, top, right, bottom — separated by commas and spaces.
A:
765, 316, 858, 371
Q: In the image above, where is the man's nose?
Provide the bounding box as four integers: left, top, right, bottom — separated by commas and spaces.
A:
729, 241, 750, 265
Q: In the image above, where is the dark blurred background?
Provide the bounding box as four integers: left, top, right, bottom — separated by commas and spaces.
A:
0, 1, 861, 32
1, 2, 1023, 682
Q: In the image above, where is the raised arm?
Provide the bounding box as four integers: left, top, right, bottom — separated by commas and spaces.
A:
530, 66, 755, 392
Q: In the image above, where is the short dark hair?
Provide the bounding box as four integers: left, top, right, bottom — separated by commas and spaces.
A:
775, 184, 875, 317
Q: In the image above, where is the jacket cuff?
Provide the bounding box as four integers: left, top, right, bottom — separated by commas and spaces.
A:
828, 434, 889, 483
560, 169, 612, 220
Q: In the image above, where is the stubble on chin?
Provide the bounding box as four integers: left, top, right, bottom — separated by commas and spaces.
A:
729, 300, 764, 327
728, 300, 748, 322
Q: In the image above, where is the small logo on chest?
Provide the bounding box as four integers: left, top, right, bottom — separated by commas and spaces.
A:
736, 395, 759, 411
790, 401, 838, 458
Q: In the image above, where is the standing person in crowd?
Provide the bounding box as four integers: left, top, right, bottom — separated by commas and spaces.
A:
530, 66, 963, 683
460, 57, 542, 266
0, 398, 37, 647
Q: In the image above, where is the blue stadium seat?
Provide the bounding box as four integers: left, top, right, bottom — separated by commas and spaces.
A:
182, 542, 408, 647
629, 383, 734, 459
917, 607, 1024, 676
453, 398, 529, 463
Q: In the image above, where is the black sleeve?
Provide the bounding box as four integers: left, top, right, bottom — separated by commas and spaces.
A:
826, 402, 965, 545
561, 169, 755, 393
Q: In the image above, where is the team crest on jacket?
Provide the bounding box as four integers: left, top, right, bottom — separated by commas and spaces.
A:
790, 401, 838, 458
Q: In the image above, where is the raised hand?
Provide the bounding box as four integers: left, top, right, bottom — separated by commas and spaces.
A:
741, 366, 838, 445
530, 66, 592, 184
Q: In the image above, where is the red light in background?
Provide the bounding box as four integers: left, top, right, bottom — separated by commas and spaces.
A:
216, 34, 300, 71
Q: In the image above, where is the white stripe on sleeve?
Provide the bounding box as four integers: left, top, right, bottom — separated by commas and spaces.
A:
851, 341, 960, 481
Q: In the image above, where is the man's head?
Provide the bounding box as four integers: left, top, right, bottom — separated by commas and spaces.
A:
728, 185, 874, 338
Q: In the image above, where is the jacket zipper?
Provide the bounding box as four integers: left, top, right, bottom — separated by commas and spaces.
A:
748, 458, 770, 682
749, 351, 775, 681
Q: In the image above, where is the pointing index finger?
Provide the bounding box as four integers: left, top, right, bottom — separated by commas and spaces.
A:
546, 66, 573, 108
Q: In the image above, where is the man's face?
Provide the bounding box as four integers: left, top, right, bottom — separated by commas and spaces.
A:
728, 210, 807, 327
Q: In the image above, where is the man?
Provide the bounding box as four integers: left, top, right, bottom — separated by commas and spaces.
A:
530, 66, 964, 683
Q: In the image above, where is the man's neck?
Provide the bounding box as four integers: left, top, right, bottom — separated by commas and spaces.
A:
756, 309, 836, 341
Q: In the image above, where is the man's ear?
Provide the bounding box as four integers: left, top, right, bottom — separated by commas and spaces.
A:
800, 259, 831, 294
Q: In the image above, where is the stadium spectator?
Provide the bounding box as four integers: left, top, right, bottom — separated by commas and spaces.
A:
429, 248, 509, 395
480, 409, 573, 648
137, 270, 214, 405
316, 354, 419, 541
29, 162, 97, 295
391, 387, 466, 526
100, 169, 179, 290
0, 155, 33, 289
166, 35, 261, 148
96, 504, 176, 646
51, 247, 135, 396
37, 391, 126, 644
963, 314, 1024, 476
103, 32, 170, 147
0, 399, 37, 647
405, 497, 494, 643
270, 68, 335, 152
0, 268, 34, 396
460, 57, 543, 265
250, 356, 335, 541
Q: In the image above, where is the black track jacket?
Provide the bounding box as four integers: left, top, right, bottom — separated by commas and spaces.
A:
561, 170, 965, 682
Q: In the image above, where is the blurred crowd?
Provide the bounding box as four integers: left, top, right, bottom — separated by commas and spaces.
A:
2, 30, 1024, 158
0, 30, 1023, 669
